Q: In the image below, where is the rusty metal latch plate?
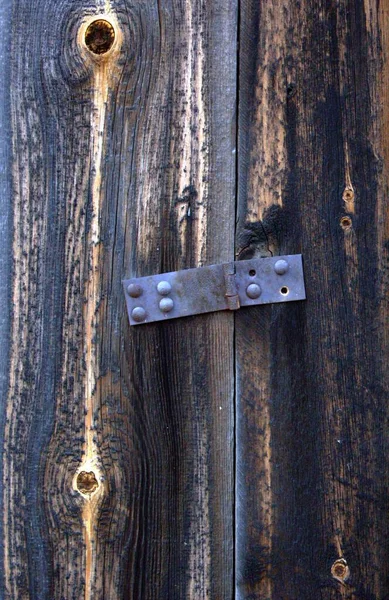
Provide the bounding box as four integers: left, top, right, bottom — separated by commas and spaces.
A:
123, 255, 306, 325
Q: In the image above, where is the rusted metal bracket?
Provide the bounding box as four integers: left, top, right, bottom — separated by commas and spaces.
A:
123, 255, 306, 325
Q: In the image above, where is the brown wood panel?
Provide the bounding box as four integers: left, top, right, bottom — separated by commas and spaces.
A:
236, 1, 389, 598
2, 1, 236, 598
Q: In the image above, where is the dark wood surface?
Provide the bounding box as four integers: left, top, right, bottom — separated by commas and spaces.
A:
236, 1, 389, 598
1, 1, 236, 598
2, 1, 389, 599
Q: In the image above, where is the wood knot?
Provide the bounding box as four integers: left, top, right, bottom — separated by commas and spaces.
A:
76, 470, 99, 494
340, 216, 352, 230
85, 19, 115, 55
342, 188, 354, 203
331, 558, 350, 582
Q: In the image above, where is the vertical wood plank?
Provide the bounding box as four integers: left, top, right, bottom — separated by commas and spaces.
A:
0, 0, 13, 596
2, 1, 236, 598
96, 3, 237, 596
236, 1, 389, 598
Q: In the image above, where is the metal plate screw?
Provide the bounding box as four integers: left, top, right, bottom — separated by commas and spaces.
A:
127, 283, 143, 298
157, 281, 172, 296
159, 298, 174, 313
246, 283, 261, 299
131, 307, 146, 322
274, 259, 289, 275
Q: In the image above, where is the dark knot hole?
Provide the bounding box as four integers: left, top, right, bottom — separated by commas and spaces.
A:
85, 19, 115, 55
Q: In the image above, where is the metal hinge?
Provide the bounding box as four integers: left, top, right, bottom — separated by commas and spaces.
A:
123, 254, 306, 325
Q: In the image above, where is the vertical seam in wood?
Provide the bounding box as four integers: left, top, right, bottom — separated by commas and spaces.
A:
234, 1, 240, 597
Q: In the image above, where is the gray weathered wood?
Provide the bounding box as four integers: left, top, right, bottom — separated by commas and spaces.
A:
4, 1, 389, 599
1, 1, 237, 598
0, 0, 13, 596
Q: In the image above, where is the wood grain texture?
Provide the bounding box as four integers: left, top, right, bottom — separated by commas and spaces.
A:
0, 0, 13, 596
1, 1, 236, 598
236, 1, 389, 598
4, 1, 389, 598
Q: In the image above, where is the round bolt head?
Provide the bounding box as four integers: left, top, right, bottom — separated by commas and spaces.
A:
159, 297, 174, 313
246, 283, 261, 299
157, 280, 172, 296
127, 283, 143, 298
274, 259, 289, 275
131, 307, 146, 322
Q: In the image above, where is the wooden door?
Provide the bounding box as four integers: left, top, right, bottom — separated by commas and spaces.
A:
1, 1, 388, 599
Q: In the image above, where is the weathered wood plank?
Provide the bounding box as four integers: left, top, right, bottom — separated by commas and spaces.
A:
0, 0, 13, 596
2, 1, 236, 598
236, 1, 389, 598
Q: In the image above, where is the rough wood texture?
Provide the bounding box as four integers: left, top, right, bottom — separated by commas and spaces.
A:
3, 1, 389, 598
236, 1, 389, 598
0, 1, 13, 597
1, 1, 236, 598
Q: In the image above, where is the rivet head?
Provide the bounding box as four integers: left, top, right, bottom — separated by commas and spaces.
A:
246, 283, 261, 299
274, 259, 289, 275
127, 283, 143, 298
131, 307, 146, 322
157, 281, 172, 296
159, 298, 174, 313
